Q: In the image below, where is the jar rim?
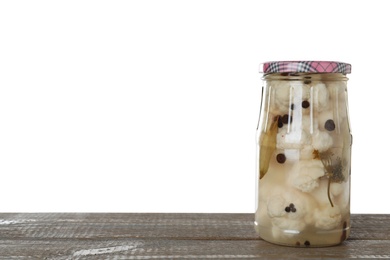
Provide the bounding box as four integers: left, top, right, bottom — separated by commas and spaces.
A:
260, 61, 351, 75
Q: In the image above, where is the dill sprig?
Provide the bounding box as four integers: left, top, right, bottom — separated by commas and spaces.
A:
315, 150, 345, 207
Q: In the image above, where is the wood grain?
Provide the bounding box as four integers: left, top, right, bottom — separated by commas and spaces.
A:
0, 214, 389, 259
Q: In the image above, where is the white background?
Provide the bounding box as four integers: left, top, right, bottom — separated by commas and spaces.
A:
0, 0, 388, 213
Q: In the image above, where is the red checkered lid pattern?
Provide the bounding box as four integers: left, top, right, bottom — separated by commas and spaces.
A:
261, 61, 351, 74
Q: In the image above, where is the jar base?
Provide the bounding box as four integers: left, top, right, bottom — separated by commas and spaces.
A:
255, 223, 350, 247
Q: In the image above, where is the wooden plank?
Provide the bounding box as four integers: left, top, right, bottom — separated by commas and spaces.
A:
0, 213, 389, 240
1, 239, 390, 259
0, 213, 257, 240
0, 214, 389, 259
349, 214, 390, 240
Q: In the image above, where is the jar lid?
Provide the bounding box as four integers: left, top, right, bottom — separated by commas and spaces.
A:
261, 61, 351, 74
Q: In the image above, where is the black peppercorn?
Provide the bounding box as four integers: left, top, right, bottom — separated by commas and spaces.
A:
281, 114, 292, 124
277, 116, 283, 128
276, 153, 286, 164
285, 207, 291, 213
325, 119, 336, 131
304, 240, 311, 246
302, 100, 310, 109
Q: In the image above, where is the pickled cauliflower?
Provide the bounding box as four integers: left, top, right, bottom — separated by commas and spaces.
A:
288, 159, 325, 192
256, 76, 350, 246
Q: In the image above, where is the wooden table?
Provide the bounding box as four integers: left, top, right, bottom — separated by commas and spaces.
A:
0, 213, 388, 259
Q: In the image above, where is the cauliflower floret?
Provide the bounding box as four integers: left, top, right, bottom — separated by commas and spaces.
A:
277, 128, 311, 150
292, 83, 311, 105
310, 178, 333, 206
312, 130, 333, 152
314, 205, 342, 230
317, 86, 349, 133
302, 114, 318, 134
288, 159, 325, 192
312, 82, 329, 112
301, 84, 311, 101
311, 178, 348, 209
266, 191, 316, 239
300, 144, 315, 160
318, 109, 333, 127
330, 181, 350, 218
293, 175, 320, 193
270, 81, 291, 114
267, 195, 287, 218
329, 182, 344, 197
326, 81, 347, 116
270, 81, 306, 114
318, 109, 339, 132
283, 149, 300, 162
326, 81, 346, 93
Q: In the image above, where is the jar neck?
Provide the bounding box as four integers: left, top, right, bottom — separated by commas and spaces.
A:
262, 73, 348, 82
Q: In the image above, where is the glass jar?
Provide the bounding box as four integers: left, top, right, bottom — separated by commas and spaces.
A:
255, 61, 352, 247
